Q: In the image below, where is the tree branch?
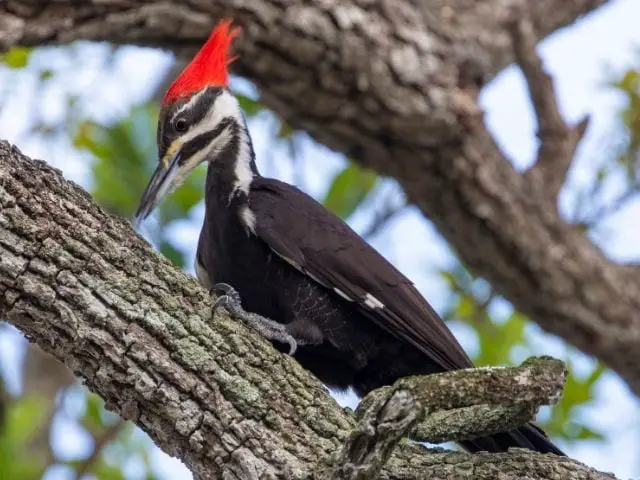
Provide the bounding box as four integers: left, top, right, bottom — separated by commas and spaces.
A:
413, 404, 537, 444
508, 15, 590, 199
0, 142, 616, 479
324, 357, 566, 479
73, 419, 126, 480
22, 344, 76, 471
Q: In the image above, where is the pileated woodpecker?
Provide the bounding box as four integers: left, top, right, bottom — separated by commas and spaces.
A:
135, 20, 564, 456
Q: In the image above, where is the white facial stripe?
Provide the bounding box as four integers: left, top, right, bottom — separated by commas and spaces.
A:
233, 120, 254, 196
204, 90, 243, 133
163, 90, 241, 167
172, 88, 208, 123
208, 93, 254, 197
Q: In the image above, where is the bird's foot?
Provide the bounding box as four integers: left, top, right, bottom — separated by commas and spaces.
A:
211, 283, 299, 355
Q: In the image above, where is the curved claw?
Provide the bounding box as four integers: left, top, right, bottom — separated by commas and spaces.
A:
285, 337, 297, 356
211, 283, 242, 307
209, 282, 299, 356
212, 282, 233, 295
211, 294, 229, 313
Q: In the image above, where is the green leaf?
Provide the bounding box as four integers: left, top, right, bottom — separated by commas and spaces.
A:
277, 121, 294, 139
2, 47, 32, 69
4, 395, 47, 446
612, 69, 639, 93
0, 458, 43, 480
75, 117, 152, 216
82, 392, 105, 433
39, 69, 54, 81
236, 94, 264, 117
0, 395, 48, 480
575, 425, 605, 441
92, 459, 127, 480
538, 360, 606, 442
159, 241, 184, 268
473, 311, 527, 366
456, 294, 476, 320
323, 163, 378, 219
157, 165, 206, 225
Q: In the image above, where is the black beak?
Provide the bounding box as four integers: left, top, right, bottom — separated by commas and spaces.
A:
134, 150, 182, 226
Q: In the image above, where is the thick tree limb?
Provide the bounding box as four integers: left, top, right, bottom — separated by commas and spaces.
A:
2, 0, 638, 396
0, 143, 616, 479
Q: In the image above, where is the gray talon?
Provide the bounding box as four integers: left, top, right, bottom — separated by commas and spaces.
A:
210, 283, 298, 355
212, 283, 241, 305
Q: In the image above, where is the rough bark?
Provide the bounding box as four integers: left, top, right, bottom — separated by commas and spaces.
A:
0, 143, 616, 479
324, 357, 567, 480
3, 0, 638, 396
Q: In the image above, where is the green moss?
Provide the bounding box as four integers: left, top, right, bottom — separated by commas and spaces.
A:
214, 369, 265, 415
173, 337, 213, 369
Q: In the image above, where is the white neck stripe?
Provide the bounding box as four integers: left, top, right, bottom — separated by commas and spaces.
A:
232, 124, 254, 197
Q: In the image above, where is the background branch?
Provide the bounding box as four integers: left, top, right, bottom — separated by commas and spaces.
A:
0, 142, 616, 479
509, 16, 590, 199
73, 419, 126, 480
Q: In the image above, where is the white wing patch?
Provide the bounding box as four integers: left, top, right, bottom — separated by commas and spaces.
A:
363, 293, 384, 309
301, 269, 325, 287
265, 246, 382, 308
333, 288, 354, 302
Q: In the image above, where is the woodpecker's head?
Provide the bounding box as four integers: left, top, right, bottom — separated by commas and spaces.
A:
135, 19, 247, 223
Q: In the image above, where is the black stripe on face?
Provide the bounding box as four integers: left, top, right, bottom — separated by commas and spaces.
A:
175, 88, 223, 129
157, 87, 224, 161
178, 117, 234, 164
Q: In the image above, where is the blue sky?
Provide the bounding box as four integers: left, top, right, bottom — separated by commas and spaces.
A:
1, 0, 640, 478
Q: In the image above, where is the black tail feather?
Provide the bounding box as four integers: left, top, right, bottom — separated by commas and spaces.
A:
460, 422, 565, 455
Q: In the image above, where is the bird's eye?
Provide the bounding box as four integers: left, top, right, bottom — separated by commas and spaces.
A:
174, 118, 187, 133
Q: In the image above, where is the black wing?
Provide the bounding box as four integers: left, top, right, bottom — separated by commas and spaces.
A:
249, 177, 472, 372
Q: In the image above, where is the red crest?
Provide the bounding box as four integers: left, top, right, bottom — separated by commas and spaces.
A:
163, 19, 240, 104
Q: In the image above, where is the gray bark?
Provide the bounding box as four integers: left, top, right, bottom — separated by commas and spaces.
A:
0, 143, 616, 479
2, 0, 638, 397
